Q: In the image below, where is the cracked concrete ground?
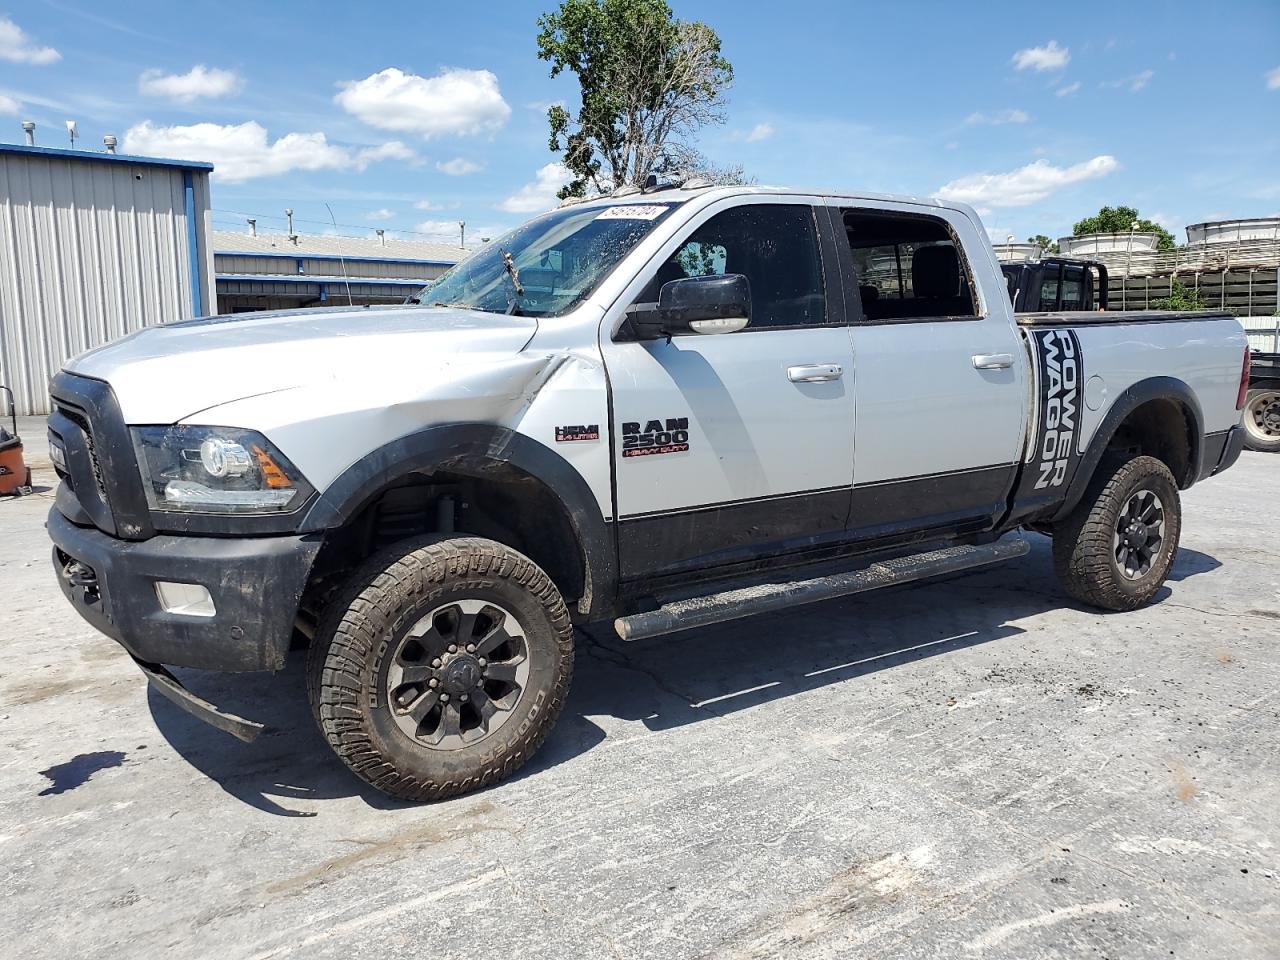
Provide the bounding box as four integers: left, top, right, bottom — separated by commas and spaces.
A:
1, 449, 1277, 959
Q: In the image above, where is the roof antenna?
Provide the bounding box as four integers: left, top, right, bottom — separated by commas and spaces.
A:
324, 202, 354, 306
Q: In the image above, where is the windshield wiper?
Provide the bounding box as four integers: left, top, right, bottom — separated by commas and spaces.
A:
499, 248, 527, 315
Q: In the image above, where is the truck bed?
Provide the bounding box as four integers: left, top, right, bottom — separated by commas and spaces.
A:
1015, 310, 1233, 327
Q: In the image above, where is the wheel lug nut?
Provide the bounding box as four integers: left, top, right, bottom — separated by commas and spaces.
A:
477, 658, 487, 668
440, 693, 450, 702
431, 658, 442, 668
428, 678, 439, 688
466, 643, 476, 653
459, 693, 469, 702
448, 644, 458, 653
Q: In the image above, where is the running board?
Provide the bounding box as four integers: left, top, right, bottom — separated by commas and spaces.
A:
614, 538, 1030, 642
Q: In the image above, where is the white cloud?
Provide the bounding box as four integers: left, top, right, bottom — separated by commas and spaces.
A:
335, 67, 511, 139
936, 155, 1118, 208
437, 157, 482, 176
0, 92, 19, 114
121, 120, 412, 182
415, 218, 465, 240
498, 163, 570, 213
746, 122, 775, 142
964, 109, 1031, 126
355, 140, 419, 166
366, 208, 395, 221
1103, 70, 1154, 92
0, 17, 60, 65
414, 198, 443, 210
138, 65, 243, 103
1055, 81, 1081, 97
1012, 40, 1069, 72
1266, 66, 1280, 91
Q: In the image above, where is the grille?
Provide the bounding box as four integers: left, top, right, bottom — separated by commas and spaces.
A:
57, 403, 109, 500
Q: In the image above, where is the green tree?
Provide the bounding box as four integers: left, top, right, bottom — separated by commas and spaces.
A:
1027, 234, 1059, 254
537, 0, 734, 198
1072, 205, 1176, 251
1151, 278, 1207, 311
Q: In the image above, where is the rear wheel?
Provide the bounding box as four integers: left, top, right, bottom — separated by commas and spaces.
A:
307, 536, 573, 802
1242, 388, 1280, 452
1051, 455, 1181, 611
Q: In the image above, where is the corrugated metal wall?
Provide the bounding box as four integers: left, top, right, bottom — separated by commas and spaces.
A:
0, 149, 214, 415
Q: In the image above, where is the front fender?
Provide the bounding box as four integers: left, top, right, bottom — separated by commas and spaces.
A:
298, 422, 616, 618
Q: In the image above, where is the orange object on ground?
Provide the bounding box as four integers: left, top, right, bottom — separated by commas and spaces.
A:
0, 386, 32, 496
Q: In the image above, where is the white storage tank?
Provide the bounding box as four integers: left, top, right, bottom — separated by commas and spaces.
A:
1185, 217, 1280, 246
993, 242, 1042, 262
1057, 232, 1161, 256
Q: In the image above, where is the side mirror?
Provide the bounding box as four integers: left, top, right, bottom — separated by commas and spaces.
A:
659, 274, 751, 335
624, 274, 751, 340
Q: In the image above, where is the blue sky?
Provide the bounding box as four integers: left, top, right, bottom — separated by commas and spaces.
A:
2, 0, 1277, 247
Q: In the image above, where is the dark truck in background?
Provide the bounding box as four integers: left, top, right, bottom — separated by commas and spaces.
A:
1243, 346, 1280, 452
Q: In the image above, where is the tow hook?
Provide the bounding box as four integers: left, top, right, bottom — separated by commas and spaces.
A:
60, 557, 101, 604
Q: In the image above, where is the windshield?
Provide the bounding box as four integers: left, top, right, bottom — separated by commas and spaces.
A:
419, 201, 680, 317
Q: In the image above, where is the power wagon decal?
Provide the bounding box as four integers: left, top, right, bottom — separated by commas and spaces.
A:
1020, 329, 1084, 498
621, 417, 690, 457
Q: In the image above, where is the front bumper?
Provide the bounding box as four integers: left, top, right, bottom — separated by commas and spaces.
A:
48, 505, 321, 672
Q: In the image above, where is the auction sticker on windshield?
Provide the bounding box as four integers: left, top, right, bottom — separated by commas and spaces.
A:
596, 205, 670, 220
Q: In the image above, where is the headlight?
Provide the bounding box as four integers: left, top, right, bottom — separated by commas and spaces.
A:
130, 426, 312, 515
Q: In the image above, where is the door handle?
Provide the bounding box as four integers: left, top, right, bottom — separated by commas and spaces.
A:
971, 353, 1014, 370
787, 363, 844, 383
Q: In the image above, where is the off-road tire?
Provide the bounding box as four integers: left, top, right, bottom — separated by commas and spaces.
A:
1242, 388, 1280, 453
1051, 455, 1181, 612
307, 536, 573, 802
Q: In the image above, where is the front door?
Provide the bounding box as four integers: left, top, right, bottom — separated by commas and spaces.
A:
601, 198, 856, 582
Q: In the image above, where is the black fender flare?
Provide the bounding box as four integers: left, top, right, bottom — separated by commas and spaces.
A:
299, 423, 616, 617
1051, 376, 1203, 522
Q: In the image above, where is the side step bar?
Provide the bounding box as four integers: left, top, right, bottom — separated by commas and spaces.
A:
614, 538, 1030, 642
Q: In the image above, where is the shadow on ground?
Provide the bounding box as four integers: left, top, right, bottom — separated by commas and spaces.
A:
148, 536, 1221, 813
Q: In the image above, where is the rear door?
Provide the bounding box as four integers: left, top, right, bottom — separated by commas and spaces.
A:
600, 197, 856, 582
834, 202, 1028, 538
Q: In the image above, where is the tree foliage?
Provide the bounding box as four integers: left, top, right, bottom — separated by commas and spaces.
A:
1151, 278, 1207, 311
536, 0, 734, 198
1027, 234, 1059, 255
1072, 205, 1176, 251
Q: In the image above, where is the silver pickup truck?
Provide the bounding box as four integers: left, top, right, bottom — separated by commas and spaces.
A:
46, 185, 1250, 801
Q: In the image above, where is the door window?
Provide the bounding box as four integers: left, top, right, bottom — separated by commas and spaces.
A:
641, 204, 827, 329
843, 209, 978, 321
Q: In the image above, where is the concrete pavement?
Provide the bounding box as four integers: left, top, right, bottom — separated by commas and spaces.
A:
1, 454, 1277, 958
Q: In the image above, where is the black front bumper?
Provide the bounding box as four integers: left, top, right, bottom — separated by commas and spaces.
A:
48, 505, 321, 673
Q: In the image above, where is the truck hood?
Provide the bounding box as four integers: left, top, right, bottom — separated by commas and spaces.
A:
64, 305, 539, 423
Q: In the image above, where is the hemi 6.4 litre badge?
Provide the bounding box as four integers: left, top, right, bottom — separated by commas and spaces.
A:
555, 424, 599, 442
621, 418, 690, 457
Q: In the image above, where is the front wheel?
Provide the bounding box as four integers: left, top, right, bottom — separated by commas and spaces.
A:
1242, 388, 1280, 452
1051, 455, 1182, 612
307, 536, 574, 802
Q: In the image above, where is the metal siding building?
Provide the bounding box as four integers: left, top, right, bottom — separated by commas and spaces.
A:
211, 231, 464, 312
0, 144, 214, 415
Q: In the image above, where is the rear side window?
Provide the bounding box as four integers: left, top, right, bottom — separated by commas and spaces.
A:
842, 209, 978, 321
641, 204, 827, 329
